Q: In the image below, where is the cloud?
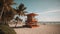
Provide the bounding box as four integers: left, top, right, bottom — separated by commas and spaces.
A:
36, 10, 60, 21
39, 10, 60, 14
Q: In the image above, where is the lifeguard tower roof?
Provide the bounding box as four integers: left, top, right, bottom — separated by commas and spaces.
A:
27, 13, 38, 16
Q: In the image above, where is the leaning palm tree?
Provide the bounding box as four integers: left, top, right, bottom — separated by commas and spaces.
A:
0, 0, 16, 25
12, 3, 27, 27
14, 3, 27, 27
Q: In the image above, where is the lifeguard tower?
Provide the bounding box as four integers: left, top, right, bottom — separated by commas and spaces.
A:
25, 13, 39, 28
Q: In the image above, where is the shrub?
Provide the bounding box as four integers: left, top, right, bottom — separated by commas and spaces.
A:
0, 25, 16, 34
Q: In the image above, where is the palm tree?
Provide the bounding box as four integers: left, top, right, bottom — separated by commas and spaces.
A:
16, 3, 27, 16
13, 3, 27, 27
0, 0, 27, 26
0, 0, 16, 25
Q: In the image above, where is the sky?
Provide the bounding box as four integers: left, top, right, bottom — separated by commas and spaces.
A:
12, 0, 60, 22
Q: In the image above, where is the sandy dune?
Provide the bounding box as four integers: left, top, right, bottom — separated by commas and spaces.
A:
12, 24, 60, 34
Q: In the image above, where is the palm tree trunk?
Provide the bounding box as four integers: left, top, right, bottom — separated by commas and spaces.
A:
0, 0, 5, 22
0, 7, 4, 23
0, 7, 8, 25
0, 7, 4, 18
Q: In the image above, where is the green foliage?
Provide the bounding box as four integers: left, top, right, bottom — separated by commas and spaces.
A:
0, 25, 16, 34
16, 3, 27, 16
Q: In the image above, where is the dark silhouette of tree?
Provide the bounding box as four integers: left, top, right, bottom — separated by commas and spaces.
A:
0, 0, 16, 25
0, 0, 27, 26
16, 3, 27, 16
0, 0, 16, 34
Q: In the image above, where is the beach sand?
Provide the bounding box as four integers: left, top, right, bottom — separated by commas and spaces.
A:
11, 24, 60, 34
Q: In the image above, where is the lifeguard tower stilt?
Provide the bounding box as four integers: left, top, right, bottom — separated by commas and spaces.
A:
25, 13, 39, 28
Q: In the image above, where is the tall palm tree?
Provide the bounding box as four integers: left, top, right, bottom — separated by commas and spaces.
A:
0, 0, 16, 25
